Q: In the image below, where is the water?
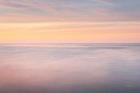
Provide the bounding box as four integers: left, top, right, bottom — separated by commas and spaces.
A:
0, 43, 140, 93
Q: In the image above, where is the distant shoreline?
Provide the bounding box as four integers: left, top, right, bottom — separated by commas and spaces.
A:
0, 43, 140, 47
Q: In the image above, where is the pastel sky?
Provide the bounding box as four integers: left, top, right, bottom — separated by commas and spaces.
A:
0, 0, 140, 43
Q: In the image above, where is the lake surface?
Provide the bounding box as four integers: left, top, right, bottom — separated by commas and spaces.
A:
0, 43, 140, 93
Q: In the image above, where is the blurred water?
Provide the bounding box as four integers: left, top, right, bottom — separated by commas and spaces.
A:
0, 43, 140, 93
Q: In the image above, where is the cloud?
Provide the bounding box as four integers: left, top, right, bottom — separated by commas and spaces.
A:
0, 0, 56, 16
0, 0, 140, 22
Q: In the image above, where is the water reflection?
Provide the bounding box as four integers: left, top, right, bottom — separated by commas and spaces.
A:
0, 44, 140, 93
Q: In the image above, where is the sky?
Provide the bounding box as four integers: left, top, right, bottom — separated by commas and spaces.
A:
0, 0, 140, 43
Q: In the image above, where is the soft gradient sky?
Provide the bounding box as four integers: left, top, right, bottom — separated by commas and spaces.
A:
0, 0, 140, 43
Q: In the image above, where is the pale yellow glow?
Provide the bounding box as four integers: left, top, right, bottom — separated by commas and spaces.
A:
0, 22, 140, 43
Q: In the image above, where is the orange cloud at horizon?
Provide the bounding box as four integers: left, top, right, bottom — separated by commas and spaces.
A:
0, 22, 140, 43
